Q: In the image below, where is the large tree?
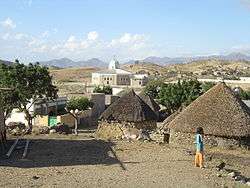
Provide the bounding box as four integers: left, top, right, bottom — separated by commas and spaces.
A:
157, 79, 202, 113
0, 62, 58, 130
143, 79, 165, 99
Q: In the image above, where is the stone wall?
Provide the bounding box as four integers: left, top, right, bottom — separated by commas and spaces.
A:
96, 120, 157, 140
169, 129, 249, 149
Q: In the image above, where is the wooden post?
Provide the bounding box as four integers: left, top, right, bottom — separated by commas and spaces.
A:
22, 140, 30, 159
6, 138, 19, 157
74, 116, 78, 135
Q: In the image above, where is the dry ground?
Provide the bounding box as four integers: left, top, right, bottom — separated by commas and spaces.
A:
0, 131, 250, 188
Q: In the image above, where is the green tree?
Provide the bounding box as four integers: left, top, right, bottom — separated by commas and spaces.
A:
201, 82, 216, 93
93, 85, 112, 94
0, 62, 58, 130
158, 79, 202, 113
66, 97, 93, 134
143, 79, 165, 98
66, 97, 93, 111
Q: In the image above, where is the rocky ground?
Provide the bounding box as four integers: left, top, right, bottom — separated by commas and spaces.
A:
0, 131, 250, 188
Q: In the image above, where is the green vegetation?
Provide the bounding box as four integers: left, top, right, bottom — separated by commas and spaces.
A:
238, 89, 250, 100
66, 97, 93, 111
157, 79, 202, 113
0, 62, 58, 130
93, 85, 112, 94
143, 79, 165, 98
144, 79, 216, 114
201, 82, 216, 93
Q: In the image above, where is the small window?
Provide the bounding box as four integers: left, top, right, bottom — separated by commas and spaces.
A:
110, 78, 112, 80
107, 81, 109, 84
139, 81, 142, 85
104, 78, 106, 80
107, 77, 109, 80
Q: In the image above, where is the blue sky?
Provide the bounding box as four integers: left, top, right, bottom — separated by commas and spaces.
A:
0, 0, 250, 62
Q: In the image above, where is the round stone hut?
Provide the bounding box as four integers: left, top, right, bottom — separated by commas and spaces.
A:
166, 82, 250, 149
96, 90, 157, 140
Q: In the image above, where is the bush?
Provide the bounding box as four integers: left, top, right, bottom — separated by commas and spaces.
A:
93, 85, 112, 94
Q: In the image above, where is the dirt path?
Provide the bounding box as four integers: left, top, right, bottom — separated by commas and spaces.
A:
0, 135, 249, 188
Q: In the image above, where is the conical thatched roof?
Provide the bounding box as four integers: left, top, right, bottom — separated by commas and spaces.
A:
168, 82, 250, 137
100, 90, 157, 122
138, 92, 160, 112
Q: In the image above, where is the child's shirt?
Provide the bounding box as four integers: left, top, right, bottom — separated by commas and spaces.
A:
195, 133, 204, 152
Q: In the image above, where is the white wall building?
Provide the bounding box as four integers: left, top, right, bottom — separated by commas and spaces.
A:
91, 58, 149, 94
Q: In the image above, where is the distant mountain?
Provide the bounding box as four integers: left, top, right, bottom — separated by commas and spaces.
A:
40, 58, 107, 68
0, 59, 13, 65
39, 52, 250, 68
125, 52, 250, 65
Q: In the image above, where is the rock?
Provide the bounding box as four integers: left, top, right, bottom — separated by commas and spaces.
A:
234, 175, 242, 181
32, 126, 49, 135
240, 178, 247, 184
55, 123, 71, 134
32, 176, 40, 180
49, 129, 56, 134
216, 162, 226, 171
228, 172, 236, 178
7, 122, 26, 136
217, 173, 222, 177
246, 181, 250, 186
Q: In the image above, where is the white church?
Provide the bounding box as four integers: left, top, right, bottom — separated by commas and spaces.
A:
91, 58, 148, 94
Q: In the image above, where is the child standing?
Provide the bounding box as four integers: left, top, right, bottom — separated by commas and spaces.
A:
195, 127, 204, 168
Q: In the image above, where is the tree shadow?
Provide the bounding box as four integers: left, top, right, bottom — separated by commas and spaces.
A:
0, 138, 124, 169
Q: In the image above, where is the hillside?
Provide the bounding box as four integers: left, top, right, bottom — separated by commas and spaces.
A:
50, 67, 99, 83
122, 63, 167, 76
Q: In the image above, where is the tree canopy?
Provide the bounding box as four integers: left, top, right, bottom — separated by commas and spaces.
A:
93, 85, 112, 95
157, 79, 202, 113
0, 62, 58, 129
66, 97, 93, 111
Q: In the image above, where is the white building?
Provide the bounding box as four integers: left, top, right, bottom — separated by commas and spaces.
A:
6, 97, 67, 126
91, 58, 148, 94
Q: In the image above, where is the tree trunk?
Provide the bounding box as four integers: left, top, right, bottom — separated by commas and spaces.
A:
74, 116, 78, 135
24, 109, 32, 132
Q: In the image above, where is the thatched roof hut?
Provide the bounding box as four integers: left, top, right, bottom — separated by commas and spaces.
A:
168, 82, 250, 138
138, 92, 160, 113
100, 90, 157, 122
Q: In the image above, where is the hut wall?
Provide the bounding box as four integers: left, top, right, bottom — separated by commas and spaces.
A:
169, 129, 247, 149
96, 120, 157, 140
133, 120, 157, 130
96, 121, 124, 140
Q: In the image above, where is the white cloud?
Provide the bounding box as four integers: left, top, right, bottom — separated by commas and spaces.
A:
1, 18, 16, 29
15, 33, 29, 40
2, 33, 10, 40
67, 35, 76, 42
0, 30, 160, 62
41, 31, 49, 38
87, 31, 99, 41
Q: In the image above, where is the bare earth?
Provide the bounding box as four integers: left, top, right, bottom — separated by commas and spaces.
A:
0, 132, 249, 188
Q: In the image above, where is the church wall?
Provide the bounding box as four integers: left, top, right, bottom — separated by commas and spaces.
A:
116, 74, 130, 86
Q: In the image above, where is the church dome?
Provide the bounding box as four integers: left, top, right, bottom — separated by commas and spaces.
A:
108, 58, 120, 70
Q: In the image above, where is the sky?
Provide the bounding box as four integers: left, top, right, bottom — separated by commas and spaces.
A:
0, 0, 250, 63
